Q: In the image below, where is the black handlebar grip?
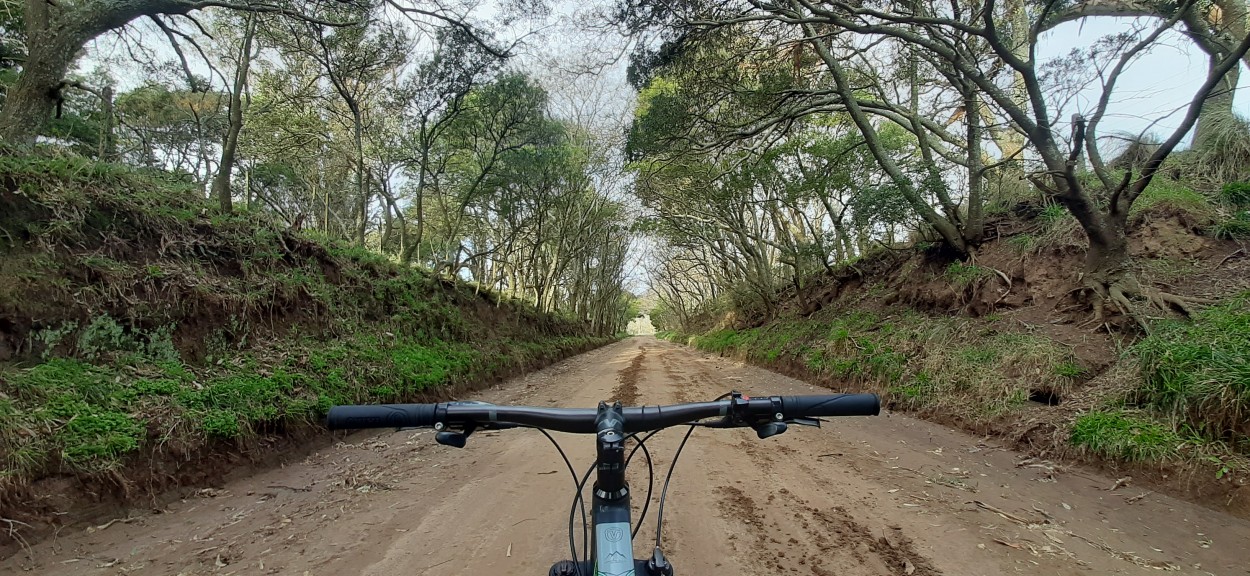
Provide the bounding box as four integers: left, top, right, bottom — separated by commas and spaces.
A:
781, 394, 880, 418
326, 404, 437, 430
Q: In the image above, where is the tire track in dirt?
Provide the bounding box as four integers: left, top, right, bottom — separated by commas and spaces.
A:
637, 342, 940, 576
611, 346, 647, 405
714, 485, 938, 576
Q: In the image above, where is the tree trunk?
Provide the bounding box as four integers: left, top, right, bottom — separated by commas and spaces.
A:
354, 121, 368, 246
1194, 0, 1247, 148
0, 30, 83, 145
963, 90, 985, 245
98, 85, 116, 160
211, 14, 257, 214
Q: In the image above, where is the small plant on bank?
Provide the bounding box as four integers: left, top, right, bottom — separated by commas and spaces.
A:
944, 262, 990, 286
1070, 410, 1182, 462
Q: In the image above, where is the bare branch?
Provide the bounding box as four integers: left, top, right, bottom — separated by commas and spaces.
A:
1125, 27, 1250, 207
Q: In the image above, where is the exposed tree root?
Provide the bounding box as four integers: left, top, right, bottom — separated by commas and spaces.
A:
1074, 274, 1210, 333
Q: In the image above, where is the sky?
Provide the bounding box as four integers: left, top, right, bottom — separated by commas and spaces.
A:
1038, 17, 1250, 149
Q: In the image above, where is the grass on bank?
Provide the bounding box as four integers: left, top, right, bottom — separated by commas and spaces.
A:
1, 328, 608, 479
663, 310, 1083, 420
0, 153, 612, 483
662, 291, 1250, 471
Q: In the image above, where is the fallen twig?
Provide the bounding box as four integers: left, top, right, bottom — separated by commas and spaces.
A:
267, 484, 312, 492
1218, 248, 1244, 267
993, 538, 1022, 549
972, 501, 1043, 525
1062, 530, 1180, 571
86, 516, 137, 533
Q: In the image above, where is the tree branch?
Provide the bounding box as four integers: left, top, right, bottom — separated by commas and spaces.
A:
1125, 26, 1250, 207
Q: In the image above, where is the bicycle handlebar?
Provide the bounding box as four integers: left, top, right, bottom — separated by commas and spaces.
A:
326, 393, 880, 433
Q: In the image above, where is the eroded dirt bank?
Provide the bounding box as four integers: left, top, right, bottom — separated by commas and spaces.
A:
4, 337, 1248, 575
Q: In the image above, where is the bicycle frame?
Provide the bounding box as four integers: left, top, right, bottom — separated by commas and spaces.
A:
550, 401, 672, 576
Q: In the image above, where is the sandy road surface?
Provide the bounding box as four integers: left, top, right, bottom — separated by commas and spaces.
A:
5, 337, 1250, 576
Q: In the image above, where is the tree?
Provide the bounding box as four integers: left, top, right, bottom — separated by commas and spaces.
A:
622, 21, 995, 257
114, 82, 226, 180
391, 27, 504, 263
210, 12, 258, 213
0, 0, 511, 145
1039, 0, 1249, 148
620, 0, 1250, 325
269, 2, 410, 244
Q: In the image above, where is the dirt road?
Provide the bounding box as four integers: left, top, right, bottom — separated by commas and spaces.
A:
4, 337, 1249, 575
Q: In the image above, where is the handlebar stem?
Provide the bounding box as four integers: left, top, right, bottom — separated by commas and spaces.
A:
593, 401, 628, 500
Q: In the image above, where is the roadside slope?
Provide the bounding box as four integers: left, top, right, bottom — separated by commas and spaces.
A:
0, 153, 612, 556
661, 200, 1250, 517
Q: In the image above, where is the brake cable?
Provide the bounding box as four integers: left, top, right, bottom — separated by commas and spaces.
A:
653, 425, 696, 548
624, 432, 655, 539
567, 461, 595, 573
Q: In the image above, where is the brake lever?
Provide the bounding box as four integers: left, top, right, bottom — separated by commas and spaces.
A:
786, 417, 822, 428
753, 422, 787, 439
436, 421, 476, 448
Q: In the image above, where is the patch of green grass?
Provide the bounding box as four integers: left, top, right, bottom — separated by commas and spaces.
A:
1211, 210, 1250, 239
890, 372, 935, 404
1, 331, 610, 474
1131, 179, 1217, 220
958, 346, 999, 364
1071, 410, 1182, 462
1054, 361, 1085, 378
1132, 292, 1250, 444
1039, 203, 1068, 223
945, 262, 991, 286
1219, 181, 1250, 208
79, 254, 129, 273
1007, 233, 1038, 254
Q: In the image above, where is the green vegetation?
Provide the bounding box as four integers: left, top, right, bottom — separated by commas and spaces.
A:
1070, 410, 1183, 462
1220, 181, 1250, 207
1132, 293, 1250, 450
944, 262, 991, 286
0, 155, 613, 481
1212, 210, 1250, 239
1131, 178, 1218, 221
679, 310, 1082, 419
666, 290, 1250, 482
1, 330, 608, 478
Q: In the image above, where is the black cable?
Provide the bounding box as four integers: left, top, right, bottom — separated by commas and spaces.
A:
568, 460, 595, 574
654, 425, 696, 548
535, 427, 588, 563
535, 428, 581, 497
624, 433, 655, 539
